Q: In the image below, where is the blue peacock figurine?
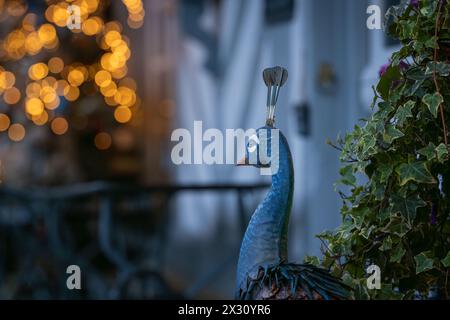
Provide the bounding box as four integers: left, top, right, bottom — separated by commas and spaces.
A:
235, 66, 350, 300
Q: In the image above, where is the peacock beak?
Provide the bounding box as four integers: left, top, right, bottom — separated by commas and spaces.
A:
236, 155, 248, 166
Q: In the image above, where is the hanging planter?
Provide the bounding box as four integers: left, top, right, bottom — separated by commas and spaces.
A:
311, 0, 450, 299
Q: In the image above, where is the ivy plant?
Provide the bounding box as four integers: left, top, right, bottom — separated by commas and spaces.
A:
309, 0, 450, 299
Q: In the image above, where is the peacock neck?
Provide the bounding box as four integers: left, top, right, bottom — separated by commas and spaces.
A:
236, 132, 294, 290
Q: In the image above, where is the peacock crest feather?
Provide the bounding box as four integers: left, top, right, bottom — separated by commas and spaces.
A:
263, 66, 288, 127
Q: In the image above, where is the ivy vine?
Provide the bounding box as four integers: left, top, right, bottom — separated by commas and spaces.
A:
306, 0, 450, 299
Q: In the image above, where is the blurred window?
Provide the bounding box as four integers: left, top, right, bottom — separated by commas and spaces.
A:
360, 0, 401, 110
264, 0, 294, 25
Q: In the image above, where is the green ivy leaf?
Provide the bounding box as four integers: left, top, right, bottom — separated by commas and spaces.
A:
399, 20, 415, 38
375, 284, 405, 299
383, 125, 404, 144
340, 165, 356, 186
405, 67, 429, 81
360, 225, 376, 239
385, 4, 408, 27
317, 2, 450, 298
378, 208, 391, 222
420, 7, 432, 17
418, 142, 437, 160
377, 66, 401, 100
304, 255, 321, 267
409, 79, 425, 95
360, 134, 377, 158
353, 281, 370, 300
394, 100, 415, 127
420, 1, 438, 18
370, 86, 378, 110
414, 252, 434, 274
422, 92, 443, 118
425, 61, 450, 76
424, 36, 436, 49
389, 217, 411, 236
441, 252, 450, 267
390, 194, 426, 224
380, 236, 392, 251
436, 143, 448, 163
378, 161, 394, 183
395, 162, 436, 186
390, 244, 406, 263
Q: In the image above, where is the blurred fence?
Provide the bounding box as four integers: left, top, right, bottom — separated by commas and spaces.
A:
0, 181, 268, 299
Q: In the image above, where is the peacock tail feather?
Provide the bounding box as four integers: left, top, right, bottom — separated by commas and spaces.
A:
238, 262, 352, 300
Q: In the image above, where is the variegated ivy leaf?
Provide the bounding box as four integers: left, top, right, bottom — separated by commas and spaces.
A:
418, 142, 436, 160
380, 236, 392, 251
339, 165, 356, 186
395, 162, 436, 186
378, 161, 393, 183
390, 245, 406, 263
389, 217, 411, 236
304, 256, 321, 267
419, 0, 439, 18
417, 143, 448, 162
405, 67, 428, 81
414, 252, 434, 274
383, 125, 404, 144
376, 284, 405, 300
425, 61, 450, 76
441, 252, 450, 268
399, 20, 415, 38
435, 143, 448, 163
390, 194, 426, 224
359, 134, 377, 157
422, 92, 443, 118
394, 100, 415, 127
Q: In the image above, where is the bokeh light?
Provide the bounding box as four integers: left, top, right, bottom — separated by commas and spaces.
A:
114, 106, 132, 123
25, 97, 44, 116
51, 117, 68, 135
0, 71, 16, 89
0, 114, 11, 132
48, 57, 64, 74
0, 0, 145, 149
32, 110, 49, 126
28, 63, 49, 80
26, 82, 41, 98
67, 69, 85, 87
95, 70, 112, 87
38, 23, 57, 46
63, 85, 80, 101
3, 87, 21, 104
94, 131, 112, 150
8, 123, 25, 142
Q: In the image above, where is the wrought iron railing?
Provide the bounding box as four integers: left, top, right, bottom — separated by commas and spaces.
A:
0, 181, 268, 299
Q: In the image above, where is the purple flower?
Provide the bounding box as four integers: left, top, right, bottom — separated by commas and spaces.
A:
410, 0, 419, 8
438, 173, 445, 197
379, 60, 410, 78
379, 63, 390, 77
399, 60, 410, 71
431, 203, 437, 225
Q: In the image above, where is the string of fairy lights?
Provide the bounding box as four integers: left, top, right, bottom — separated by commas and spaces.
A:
0, 0, 145, 150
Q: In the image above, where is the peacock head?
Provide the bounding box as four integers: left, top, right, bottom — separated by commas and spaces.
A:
237, 66, 288, 175
237, 126, 279, 168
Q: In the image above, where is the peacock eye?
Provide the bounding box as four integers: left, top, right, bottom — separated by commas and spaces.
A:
248, 134, 259, 153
